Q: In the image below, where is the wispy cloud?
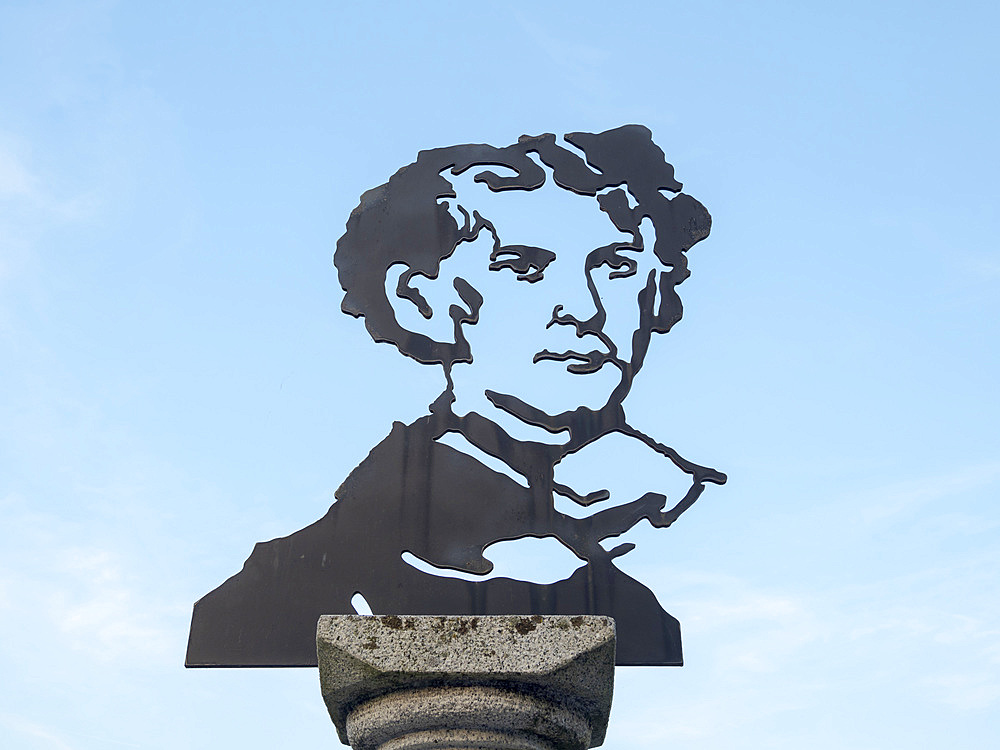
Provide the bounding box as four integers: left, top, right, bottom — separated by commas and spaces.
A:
0, 133, 101, 300
920, 672, 1000, 711
51, 547, 174, 664
958, 249, 1000, 281
509, 10, 615, 104
679, 586, 832, 676
0, 134, 101, 218
625, 510, 1000, 740
0, 496, 178, 675
846, 460, 1000, 526
0, 712, 74, 750
0, 144, 39, 199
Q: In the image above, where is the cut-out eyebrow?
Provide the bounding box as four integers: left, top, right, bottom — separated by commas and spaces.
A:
489, 244, 557, 283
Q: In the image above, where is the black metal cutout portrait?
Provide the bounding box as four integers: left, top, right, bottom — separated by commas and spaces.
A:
186, 125, 725, 667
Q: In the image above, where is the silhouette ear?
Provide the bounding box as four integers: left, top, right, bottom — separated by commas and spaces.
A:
389, 263, 434, 319
386, 263, 474, 345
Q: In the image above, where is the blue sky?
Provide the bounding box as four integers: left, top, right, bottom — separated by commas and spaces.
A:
1, 1, 998, 748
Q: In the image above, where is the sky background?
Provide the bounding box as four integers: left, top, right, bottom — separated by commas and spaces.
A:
2, 1, 999, 748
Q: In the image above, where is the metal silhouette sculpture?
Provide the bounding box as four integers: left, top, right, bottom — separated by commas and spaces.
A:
186, 125, 726, 667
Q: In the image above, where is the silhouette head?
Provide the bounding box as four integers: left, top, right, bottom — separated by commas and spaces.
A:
335, 125, 711, 418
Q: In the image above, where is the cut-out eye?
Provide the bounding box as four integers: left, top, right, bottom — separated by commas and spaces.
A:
489, 245, 556, 283
607, 254, 638, 280
589, 243, 641, 281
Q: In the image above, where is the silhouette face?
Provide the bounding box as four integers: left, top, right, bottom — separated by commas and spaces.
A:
445, 177, 663, 419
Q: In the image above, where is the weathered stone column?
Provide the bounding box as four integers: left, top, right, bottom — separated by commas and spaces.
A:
317, 615, 615, 750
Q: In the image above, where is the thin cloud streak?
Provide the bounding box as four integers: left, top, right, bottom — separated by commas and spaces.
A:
0, 713, 75, 750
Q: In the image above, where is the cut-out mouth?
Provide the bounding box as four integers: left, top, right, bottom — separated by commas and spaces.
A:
533, 349, 612, 374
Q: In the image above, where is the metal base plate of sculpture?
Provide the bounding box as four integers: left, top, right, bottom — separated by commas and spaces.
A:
186, 125, 726, 668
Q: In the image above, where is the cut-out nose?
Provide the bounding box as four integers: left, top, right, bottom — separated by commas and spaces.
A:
545, 249, 609, 339
549, 295, 604, 339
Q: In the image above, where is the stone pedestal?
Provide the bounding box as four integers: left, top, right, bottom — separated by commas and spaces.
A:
317, 615, 615, 750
